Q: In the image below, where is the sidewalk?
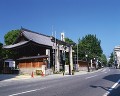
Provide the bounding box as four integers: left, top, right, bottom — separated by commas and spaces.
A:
0, 68, 103, 82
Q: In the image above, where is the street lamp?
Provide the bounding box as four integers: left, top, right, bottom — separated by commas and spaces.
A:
85, 54, 90, 72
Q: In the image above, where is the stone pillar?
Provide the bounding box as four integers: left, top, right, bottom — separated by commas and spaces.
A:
69, 46, 73, 74
96, 60, 98, 69
55, 44, 60, 72
57, 44, 60, 72
42, 65, 46, 75
91, 59, 93, 68
46, 49, 50, 68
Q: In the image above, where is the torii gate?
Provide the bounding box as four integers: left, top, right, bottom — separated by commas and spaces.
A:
51, 36, 75, 74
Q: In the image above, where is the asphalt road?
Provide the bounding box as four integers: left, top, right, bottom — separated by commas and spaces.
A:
0, 67, 120, 96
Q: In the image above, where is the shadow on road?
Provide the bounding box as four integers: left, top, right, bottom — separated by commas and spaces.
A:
90, 74, 120, 95
0, 74, 17, 81
90, 84, 120, 96
103, 74, 120, 96
90, 85, 110, 91
103, 74, 120, 83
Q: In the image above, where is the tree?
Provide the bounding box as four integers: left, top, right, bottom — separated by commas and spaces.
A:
4, 29, 20, 59
108, 52, 114, 66
65, 37, 76, 51
0, 42, 3, 58
78, 34, 103, 60
65, 38, 75, 44
0, 42, 7, 59
4, 30, 20, 45
100, 54, 107, 66
65, 37, 75, 64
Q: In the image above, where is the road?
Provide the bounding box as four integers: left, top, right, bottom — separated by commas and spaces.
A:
0, 67, 120, 96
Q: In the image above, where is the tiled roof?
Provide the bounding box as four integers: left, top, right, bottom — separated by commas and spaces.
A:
22, 28, 53, 47
3, 28, 72, 49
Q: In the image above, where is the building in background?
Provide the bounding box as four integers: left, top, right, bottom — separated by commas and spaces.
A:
114, 46, 120, 68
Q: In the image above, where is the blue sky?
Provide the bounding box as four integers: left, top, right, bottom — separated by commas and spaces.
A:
0, 0, 120, 57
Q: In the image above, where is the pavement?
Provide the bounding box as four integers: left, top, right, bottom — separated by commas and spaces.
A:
0, 69, 103, 82
1, 67, 118, 96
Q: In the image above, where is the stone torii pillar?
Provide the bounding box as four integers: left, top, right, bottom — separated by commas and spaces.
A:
55, 44, 60, 72
69, 45, 73, 74
91, 59, 93, 68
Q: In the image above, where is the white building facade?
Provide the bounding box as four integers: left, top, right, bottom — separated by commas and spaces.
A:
114, 46, 120, 68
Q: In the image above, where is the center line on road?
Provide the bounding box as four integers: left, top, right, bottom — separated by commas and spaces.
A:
85, 75, 98, 79
103, 79, 120, 96
9, 86, 49, 96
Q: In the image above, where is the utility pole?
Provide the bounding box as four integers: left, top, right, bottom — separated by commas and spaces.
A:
85, 54, 90, 72
77, 39, 79, 71
54, 31, 57, 72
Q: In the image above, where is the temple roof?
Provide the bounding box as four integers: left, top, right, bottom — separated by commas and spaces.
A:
3, 28, 53, 49
21, 28, 53, 47
3, 28, 74, 49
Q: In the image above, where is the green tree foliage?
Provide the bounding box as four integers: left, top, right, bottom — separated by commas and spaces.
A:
65, 37, 76, 51
0, 42, 3, 58
4, 30, 20, 45
65, 38, 74, 44
65, 37, 75, 64
100, 54, 107, 66
4, 29, 20, 59
108, 52, 114, 65
78, 34, 103, 60
0, 42, 7, 59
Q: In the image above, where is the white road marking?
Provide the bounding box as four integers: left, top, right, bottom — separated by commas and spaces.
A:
9, 86, 49, 96
102, 69, 106, 72
103, 79, 120, 96
102, 68, 110, 74
85, 75, 98, 79
104, 72, 108, 74
0, 84, 9, 88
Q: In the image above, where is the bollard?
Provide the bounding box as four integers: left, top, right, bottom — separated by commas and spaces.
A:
41, 71, 44, 76
72, 70, 74, 75
63, 71, 64, 76
31, 71, 34, 78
